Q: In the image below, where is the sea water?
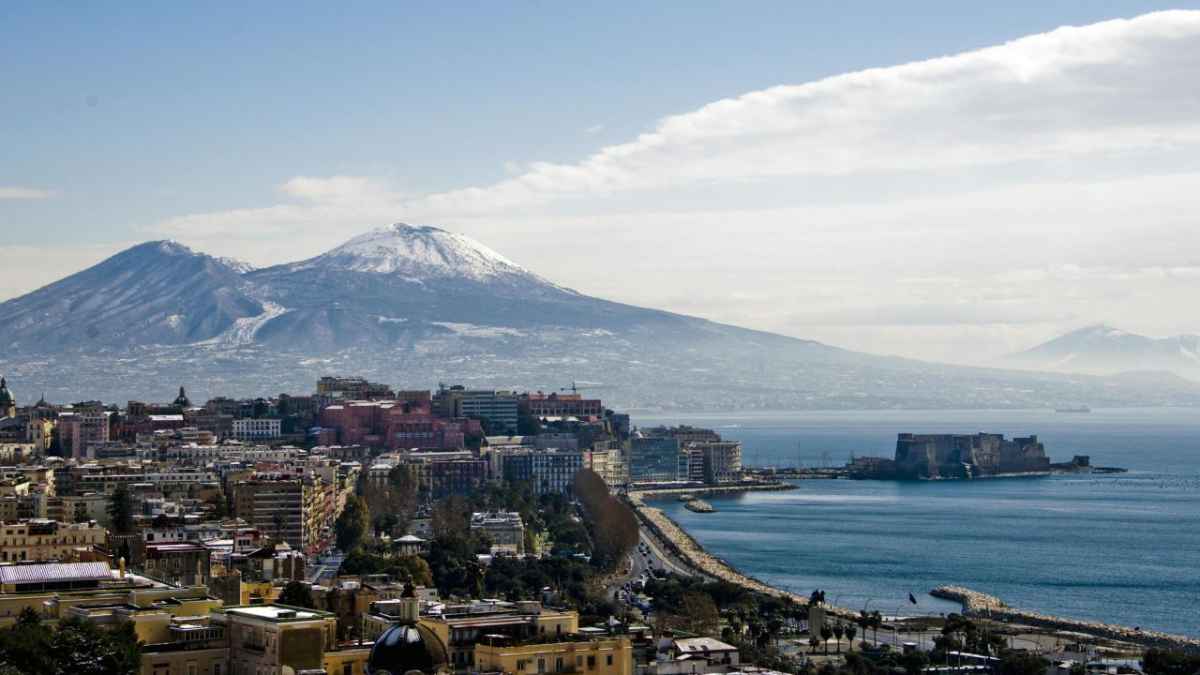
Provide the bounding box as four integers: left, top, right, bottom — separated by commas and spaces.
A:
638, 408, 1200, 637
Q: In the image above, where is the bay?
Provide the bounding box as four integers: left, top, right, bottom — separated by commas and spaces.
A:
638, 408, 1200, 637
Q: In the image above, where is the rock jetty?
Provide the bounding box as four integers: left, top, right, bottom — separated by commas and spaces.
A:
933, 585, 1200, 653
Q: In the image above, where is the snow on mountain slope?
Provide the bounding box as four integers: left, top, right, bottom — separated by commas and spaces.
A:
288, 223, 545, 283
0, 240, 264, 351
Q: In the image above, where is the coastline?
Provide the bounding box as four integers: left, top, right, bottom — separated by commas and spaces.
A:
629, 488, 1200, 653
627, 486, 858, 621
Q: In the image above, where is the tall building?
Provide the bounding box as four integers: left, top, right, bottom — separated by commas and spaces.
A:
316, 376, 395, 401
232, 418, 282, 441
696, 441, 743, 483
627, 436, 684, 483
503, 449, 584, 495
233, 477, 330, 554
434, 386, 518, 434
0, 519, 105, 562
58, 410, 111, 459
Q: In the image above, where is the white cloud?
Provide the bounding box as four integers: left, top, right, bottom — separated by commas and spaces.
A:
0, 186, 54, 200
62, 9, 1200, 360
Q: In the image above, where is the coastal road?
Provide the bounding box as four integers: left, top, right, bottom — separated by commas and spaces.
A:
638, 528, 700, 578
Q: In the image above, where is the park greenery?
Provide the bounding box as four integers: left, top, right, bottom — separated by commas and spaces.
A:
0, 608, 141, 675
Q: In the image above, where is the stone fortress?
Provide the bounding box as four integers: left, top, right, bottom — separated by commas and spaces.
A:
850, 432, 1054, 479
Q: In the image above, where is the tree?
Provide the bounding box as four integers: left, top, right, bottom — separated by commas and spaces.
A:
107, 484, 134, 534
573, 470, 637, 571
1143, 649, 1200, 675
679, 591, 721, 636
278, 581, 315, 608
820, 624, 833, 655
901, 650, 930, 675
833, 623, 845, 654
999, 651, 1050, 675
335, 495, 371, 552
809, 636, 821, 654
845, 623, 857, 651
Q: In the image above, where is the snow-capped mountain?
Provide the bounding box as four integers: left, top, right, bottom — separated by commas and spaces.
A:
2, 227, 1199, 409
1003, 324, 1200, 379
292, 223, 541, 282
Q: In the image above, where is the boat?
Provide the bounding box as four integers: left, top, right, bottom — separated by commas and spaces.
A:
684, 498, 715, 513
1055, 405, 1091, 413
677, 494, 694, 502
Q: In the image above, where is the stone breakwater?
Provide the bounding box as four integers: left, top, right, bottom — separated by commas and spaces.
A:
628, 489, 856, 622
932, 586, 1200, 653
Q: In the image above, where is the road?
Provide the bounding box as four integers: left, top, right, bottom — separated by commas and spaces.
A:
307, 550, 345, 584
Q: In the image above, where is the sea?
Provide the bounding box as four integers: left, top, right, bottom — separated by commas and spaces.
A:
636, 408, 1200, 637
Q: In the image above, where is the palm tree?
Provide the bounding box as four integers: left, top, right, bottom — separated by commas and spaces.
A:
845, 624, 857, 651
872, 610, 883, 646
820, 624, 833, 655
833, 623, 845, 654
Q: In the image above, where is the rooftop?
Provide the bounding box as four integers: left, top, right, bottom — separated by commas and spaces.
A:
0, 561, 113, 586
222, 604, 332, 622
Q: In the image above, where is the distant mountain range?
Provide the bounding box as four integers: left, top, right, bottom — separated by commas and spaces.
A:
2, 224, 1198, 410
1002, 324, 1200, 380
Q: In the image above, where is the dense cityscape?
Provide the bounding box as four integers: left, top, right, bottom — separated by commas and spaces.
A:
1, 374, 1196, 675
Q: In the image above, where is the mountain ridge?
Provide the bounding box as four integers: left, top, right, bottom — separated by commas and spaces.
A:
1003, 324, 1200, 380
2, 226, 1198, 410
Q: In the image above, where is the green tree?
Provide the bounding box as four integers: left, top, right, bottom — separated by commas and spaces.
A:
1143, 649, 1200, 675
820, 624, 833, 655
335, 495, 371, 552
845, 623, 857, 651
107, 484, 134, 534
999, 651, 1050, 675
833, 623, 845, 654
278, 581, 315, 608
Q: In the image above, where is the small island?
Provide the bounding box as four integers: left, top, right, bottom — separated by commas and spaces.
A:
847, 432, 1125, 480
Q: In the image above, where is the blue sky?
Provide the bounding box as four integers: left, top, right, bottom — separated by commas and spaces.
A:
4, 2, 1200, 361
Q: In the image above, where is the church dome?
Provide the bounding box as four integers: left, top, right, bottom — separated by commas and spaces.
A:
367, 622, 448, 675
0, 377, 14, 408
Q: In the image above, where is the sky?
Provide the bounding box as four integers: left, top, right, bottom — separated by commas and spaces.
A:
4, 1, 1200, 363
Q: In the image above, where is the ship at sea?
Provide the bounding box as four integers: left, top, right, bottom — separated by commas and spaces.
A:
1055, 405, 1091, 413
846, 433, 1112, 480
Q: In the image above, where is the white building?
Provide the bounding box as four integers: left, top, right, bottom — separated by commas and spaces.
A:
232, 418, 282, 441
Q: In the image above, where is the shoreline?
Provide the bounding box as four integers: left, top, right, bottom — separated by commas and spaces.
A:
629, 489, 1200, 654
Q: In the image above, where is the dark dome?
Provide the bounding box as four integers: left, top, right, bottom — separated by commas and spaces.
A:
0, 377, 13, 408
367, 623, 448, 675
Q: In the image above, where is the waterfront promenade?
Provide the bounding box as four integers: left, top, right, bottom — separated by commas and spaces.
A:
630, 486, 1200, 654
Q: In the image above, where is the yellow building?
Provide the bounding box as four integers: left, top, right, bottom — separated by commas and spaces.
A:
212, 604, 371, 675
416, 602, 579, 671
473, 635, 634, 675
0, 518, 106, 562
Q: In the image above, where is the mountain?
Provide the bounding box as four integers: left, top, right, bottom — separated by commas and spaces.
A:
0, 241, 264, 352
2, 225, 1199, 410
1002, 324, 1200, 380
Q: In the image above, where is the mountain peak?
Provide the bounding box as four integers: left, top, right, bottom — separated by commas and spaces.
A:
306, 222, 533, 281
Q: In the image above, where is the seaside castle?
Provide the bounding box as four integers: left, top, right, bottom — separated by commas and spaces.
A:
851, 433, 1051, 479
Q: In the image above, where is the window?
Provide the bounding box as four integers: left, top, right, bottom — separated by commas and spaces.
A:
538, 658, 546, 673
587, 656, 596, 669
606, 655, 613, 666
343, 663, 353, 675
556, 657, 564, 672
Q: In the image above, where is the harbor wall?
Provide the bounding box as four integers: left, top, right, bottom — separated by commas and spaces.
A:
932, 586, 1200, 653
